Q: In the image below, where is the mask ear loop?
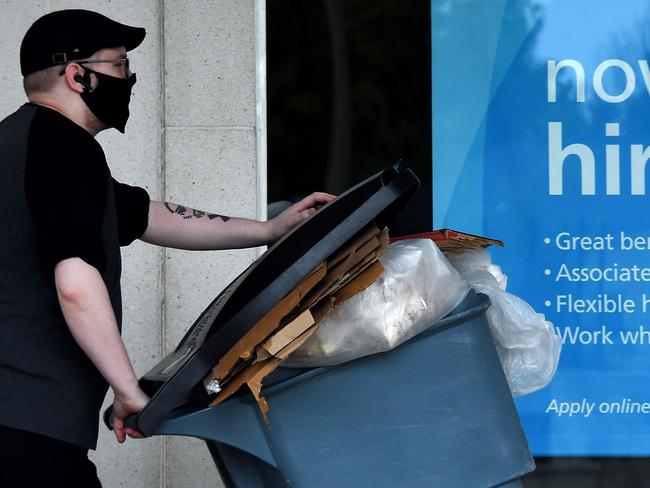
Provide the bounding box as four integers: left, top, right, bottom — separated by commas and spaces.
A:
77, 69, 94, 93
59, 63, 95, 93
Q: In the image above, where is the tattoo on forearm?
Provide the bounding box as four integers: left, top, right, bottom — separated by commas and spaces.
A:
164, 202, 231, 222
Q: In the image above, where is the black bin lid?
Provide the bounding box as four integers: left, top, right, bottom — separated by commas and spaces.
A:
124, 163, 419, 435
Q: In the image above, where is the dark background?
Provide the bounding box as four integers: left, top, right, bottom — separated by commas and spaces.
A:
267, 0, 432, 235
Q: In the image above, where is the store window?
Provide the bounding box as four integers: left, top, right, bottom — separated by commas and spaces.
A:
268, 1, 650, 484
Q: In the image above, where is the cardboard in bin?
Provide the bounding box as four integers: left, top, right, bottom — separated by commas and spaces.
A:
109, 163, 419, 436
207, 225, 388, 385
390, 228, 503, 250
204, 226, 389, 420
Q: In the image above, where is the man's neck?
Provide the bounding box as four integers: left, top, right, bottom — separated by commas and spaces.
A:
27, 96, 101, 137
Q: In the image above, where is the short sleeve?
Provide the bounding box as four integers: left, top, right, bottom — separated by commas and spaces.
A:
25, 128, 108, 273
112, 178, 150, 246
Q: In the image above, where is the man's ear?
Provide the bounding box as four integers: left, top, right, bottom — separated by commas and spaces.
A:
63, 64, 89, 94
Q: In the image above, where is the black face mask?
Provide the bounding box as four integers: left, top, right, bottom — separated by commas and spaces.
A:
80, 68, 136, 133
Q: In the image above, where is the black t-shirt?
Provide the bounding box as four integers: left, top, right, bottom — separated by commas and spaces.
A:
25, 105, 149, 273
0, 103, 149, 449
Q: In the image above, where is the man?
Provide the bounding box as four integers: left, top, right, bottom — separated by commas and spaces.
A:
0, 9, 333, 486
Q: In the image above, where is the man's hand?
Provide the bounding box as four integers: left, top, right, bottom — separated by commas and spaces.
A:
111, 386, 150, 443
266, 192, 336, 243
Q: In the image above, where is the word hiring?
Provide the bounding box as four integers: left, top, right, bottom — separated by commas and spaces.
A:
547, 59, 650, 195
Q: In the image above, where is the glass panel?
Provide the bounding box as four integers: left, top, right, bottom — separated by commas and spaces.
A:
431, 0, 650, 463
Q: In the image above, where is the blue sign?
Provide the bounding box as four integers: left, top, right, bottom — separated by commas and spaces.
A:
432, 0, 650, 455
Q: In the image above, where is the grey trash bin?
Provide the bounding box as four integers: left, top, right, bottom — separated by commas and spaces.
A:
153, 289, 535, 488
106, 165, 535, 487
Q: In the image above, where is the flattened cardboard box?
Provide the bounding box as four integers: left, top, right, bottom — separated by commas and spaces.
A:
207, 225, 387, 384
208, 260, 385, 420
203, 224, 388, 410
390, 228, 503, 250
208, 263, 327, 383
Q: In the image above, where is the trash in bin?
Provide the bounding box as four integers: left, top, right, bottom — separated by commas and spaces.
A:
202, 224, 390, 419
447, 248, 562, 397
384, 229, 561, 397
284, 238, 469, 367
282, 225, 561, 398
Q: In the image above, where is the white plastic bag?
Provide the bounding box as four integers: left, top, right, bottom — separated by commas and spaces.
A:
284, 239, 470, 367
446, 248, 508, 290
447, 249, 561, 397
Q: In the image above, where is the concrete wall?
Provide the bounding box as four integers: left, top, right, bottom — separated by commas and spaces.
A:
0, 1, 265, 486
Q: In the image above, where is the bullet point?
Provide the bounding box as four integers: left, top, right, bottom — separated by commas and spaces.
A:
544, 269, 551, 276
544, 237, 551, 244
545, 300, 551, 307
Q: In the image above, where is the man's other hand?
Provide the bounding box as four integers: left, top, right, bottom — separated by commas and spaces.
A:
111, 387, 150, 443
267, 192, 335, 243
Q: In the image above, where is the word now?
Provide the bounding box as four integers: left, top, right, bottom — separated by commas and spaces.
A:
548, 59, 650, 103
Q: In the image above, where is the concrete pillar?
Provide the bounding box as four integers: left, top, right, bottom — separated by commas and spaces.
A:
162, 0, 265, 485
0, 1, 265, 486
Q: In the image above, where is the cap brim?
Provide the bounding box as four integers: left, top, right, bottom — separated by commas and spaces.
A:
111, 24, 146, 52
123, 26, 146, 51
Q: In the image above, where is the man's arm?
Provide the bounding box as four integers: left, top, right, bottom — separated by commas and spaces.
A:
141, 192, 335, 250
55, 257, 149, 443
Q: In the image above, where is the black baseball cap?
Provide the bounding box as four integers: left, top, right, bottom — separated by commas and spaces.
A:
20, 9, 146, 77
